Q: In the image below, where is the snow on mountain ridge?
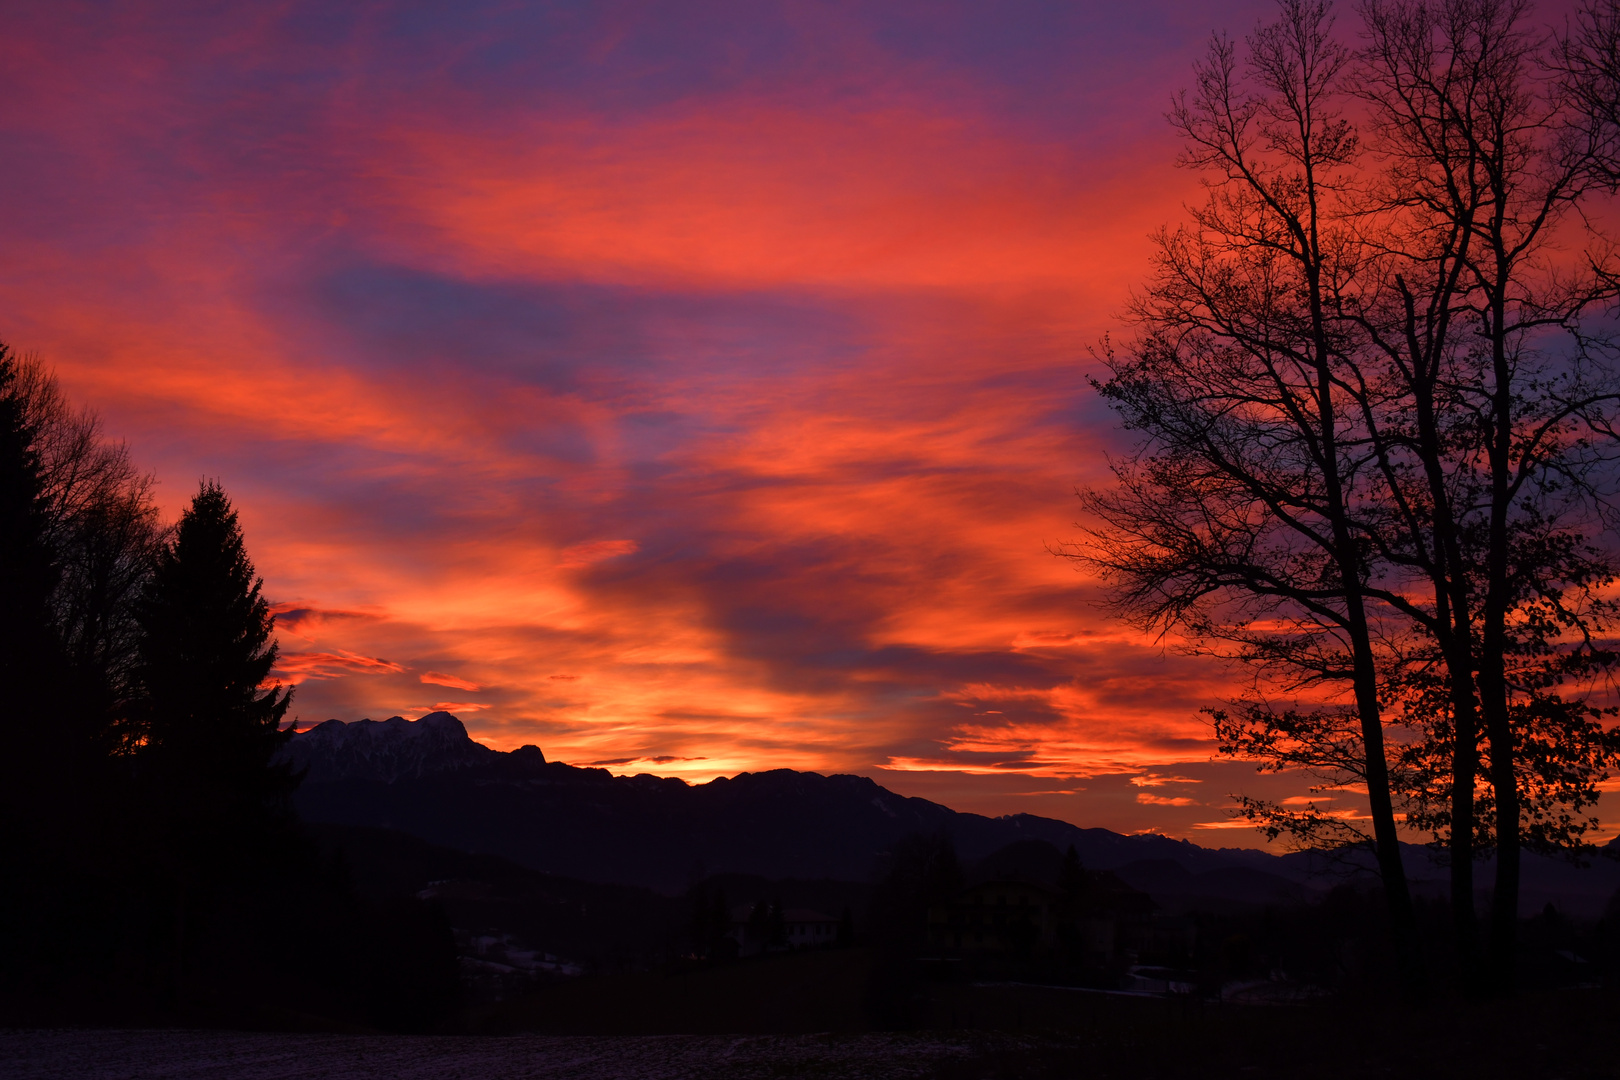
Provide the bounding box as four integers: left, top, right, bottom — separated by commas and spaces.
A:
281, 712, 505, 783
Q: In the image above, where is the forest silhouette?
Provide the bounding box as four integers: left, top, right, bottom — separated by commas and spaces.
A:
0, 346, 458, 1030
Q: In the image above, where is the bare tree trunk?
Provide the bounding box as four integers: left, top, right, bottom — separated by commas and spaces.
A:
1315, 256, 1421, 990
1481, 284, 1520, 993
1348, 614, 1423, 989
1480, 644, 1519, 991
1409, 368, 1483, 984
1444, 634, 1481, 981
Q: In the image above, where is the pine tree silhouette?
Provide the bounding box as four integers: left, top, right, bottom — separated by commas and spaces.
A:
0, 346, 102, 1001
0, 346, 64, 739
137, 481, 293, 843
135, 481, 295, 1004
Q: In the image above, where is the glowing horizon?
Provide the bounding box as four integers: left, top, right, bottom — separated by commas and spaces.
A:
1, 0, 1390, 843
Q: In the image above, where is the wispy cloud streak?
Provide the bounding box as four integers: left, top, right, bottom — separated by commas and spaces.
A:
0, 0, 1312, 837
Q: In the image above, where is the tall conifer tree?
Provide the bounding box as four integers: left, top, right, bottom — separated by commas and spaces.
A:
136, 481, 292, 835
0, 346, 79, 993
0, 346, 77, 812
0, 346, 63, 734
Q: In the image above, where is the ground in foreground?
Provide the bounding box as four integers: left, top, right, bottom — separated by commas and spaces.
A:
4, 986, 1617, 1080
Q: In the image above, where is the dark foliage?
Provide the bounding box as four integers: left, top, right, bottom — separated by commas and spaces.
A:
868, 832, 963, 955
135, 481, 294, 823
0, 347, 118, 1013
0, 356, 459, 1030
0, 346, 63, 735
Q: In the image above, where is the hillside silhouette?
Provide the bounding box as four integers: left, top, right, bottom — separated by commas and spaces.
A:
283, 713, 1282, 892
284, 713, 1620, 916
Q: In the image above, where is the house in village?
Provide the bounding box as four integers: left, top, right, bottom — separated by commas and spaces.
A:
729, 902, 840, 956
783, 908, 841, 948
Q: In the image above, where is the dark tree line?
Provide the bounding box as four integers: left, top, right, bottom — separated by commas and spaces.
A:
1071, 0, 1620, 996
0, 345, 457, 1028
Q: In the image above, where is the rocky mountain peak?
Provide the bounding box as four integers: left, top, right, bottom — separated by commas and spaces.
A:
280, 712, 505, 784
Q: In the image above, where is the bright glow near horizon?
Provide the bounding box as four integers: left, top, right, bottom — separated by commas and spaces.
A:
1, 0, 1399, 842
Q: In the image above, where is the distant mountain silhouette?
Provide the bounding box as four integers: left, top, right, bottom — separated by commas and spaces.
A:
282, 714, 1266, 892
284, 712, 512, 782
960, 839, 1317, 914
967, 838, 1070, 885
1111, 859, 1316, 914
281, 714, 1620, 914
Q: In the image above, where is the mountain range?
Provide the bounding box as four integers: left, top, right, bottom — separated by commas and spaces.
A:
281, 713, 1620, 917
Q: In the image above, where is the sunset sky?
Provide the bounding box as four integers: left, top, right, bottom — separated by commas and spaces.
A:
1, 0, 1373, 841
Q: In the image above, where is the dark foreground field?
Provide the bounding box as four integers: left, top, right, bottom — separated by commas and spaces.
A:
5, 983, 1618, 1080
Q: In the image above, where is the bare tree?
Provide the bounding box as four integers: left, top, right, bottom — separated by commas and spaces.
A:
1349, 0, 1620, 989
1075, 0, 1620, 995
11, 352, 164, 750
1069, 0, 1424, 989
1557, 0, 1620, 187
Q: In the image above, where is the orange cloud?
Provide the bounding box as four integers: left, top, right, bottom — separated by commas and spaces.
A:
274, 651, 405, 683
379, 105, 1183, 296
420, 671, 482, 692
1136, 793, 1197, 807
1131, 774, 1201, 787
0, 1, 1289, 840
558, 539, 639, 568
